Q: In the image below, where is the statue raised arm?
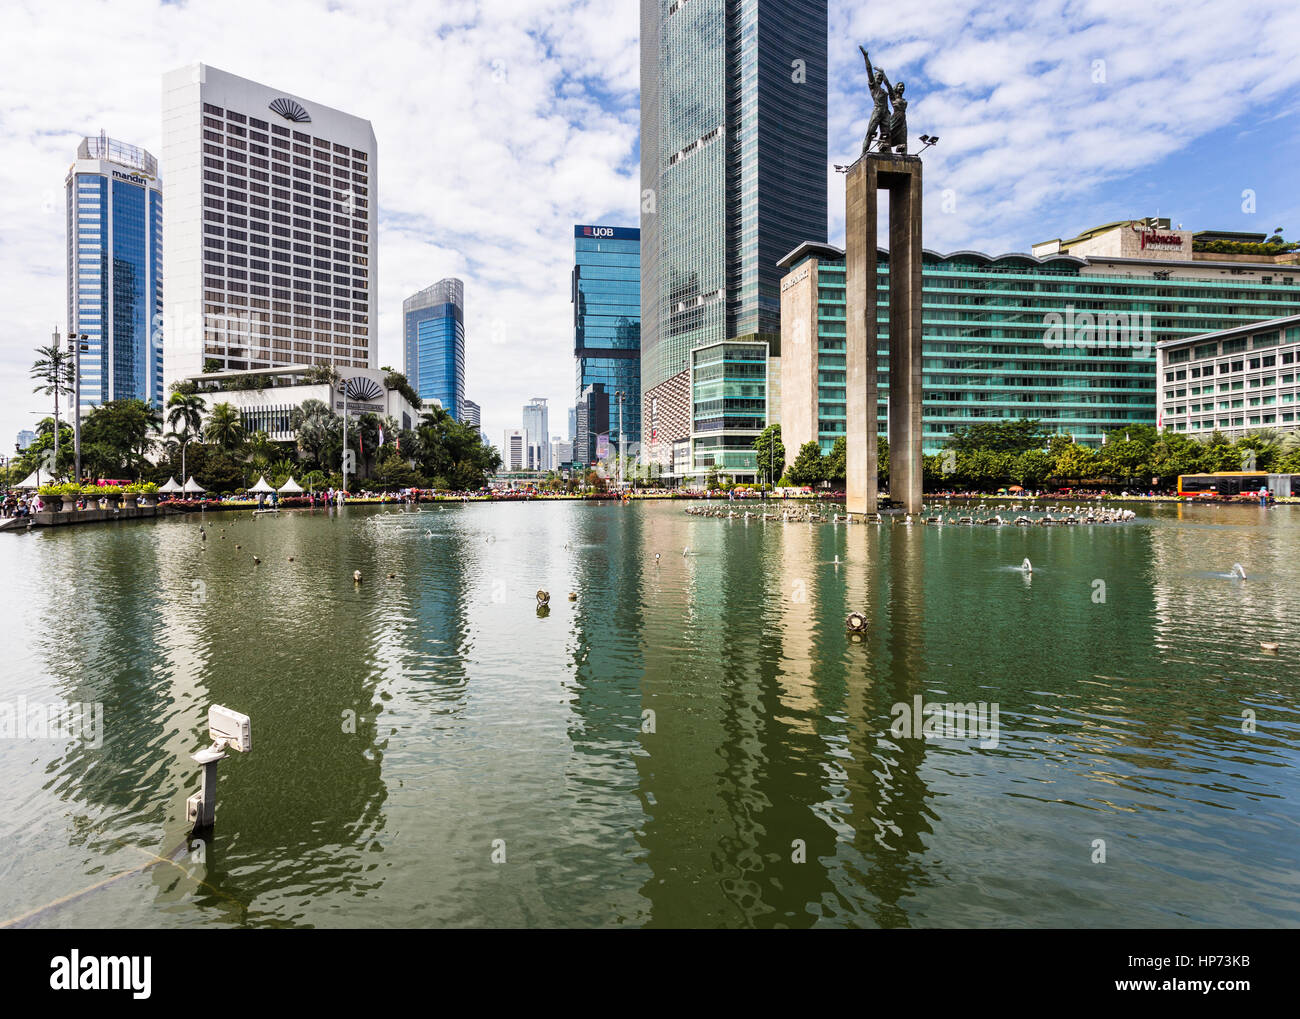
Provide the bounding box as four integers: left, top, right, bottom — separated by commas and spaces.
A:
860, 47, 890, 155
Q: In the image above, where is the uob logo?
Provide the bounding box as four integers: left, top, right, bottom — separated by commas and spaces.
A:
586, 227, 614, 238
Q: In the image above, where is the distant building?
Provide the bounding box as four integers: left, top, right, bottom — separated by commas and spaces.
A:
522, 397, 550, 470
551, 437, 573, 467
462, 397, 481, 438
575, 382, 610, 467
404, 278, 465, 419
161, 63, 377, 385
17, 430, 36, 451
567, 406, 577, 442
503, 428, 527, 472
574, 225, 640, 457
66, 132, 164, 410
1157, 313, 1300, 439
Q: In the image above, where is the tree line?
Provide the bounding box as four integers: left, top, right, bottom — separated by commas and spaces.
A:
751, 419, 1300, 492
11, 351, 501, 493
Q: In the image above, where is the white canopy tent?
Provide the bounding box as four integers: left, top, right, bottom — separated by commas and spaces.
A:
158, 476, 183, 494
247, 475, 276, 494
277, 476, 304, 494
16, 468, 54, 489
182, 476, 206, 494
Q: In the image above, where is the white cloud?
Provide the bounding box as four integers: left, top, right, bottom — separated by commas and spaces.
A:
3, 0, 1299, 456
0, 0, 639, 452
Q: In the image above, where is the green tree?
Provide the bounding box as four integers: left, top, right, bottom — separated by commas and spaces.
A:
167, 391, 205, 440
382, 370, 423, 411
825, 436, 847, 485
78, 399, 163, 479
291, 399, 338, 468
1011, 448, 1054, 488
30, 342, 76, 478
949, 419, 1049, 456
753, 424, 786, 484
787, 441, 825, 486
204, 402, 246, 452
1053, 441, 1102, 483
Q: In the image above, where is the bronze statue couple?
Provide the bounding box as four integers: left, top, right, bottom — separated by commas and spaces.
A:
861, 47, 908, 155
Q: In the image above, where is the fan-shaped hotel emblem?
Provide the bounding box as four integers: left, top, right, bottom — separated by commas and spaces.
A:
344, 376, 384, 402
268, 97, 311, 123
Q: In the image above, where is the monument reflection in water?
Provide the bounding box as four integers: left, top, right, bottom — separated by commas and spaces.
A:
0, 500, 1296, 928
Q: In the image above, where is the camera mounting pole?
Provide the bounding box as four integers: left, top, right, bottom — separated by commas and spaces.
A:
187, 706, 251, 835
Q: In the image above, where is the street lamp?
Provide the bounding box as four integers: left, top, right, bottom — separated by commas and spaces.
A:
338, 379, 349, 495
66, 330, 89, 482
614, 390, 625, 489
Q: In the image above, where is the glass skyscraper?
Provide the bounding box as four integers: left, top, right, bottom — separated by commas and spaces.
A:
573, 225, 641, 453
403, 278, 465, 420
66, 133, 164, 410
639, 0, 827, 470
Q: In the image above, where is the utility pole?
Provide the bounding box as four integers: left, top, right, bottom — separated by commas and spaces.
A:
615, 390, 624, 489
50, 328, 62, 481
68, 331, 88, 483
339, 380, 349, 494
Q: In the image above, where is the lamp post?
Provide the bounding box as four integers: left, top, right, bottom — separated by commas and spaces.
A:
67, 331, 89, 483
614, 390, 625, 489
338, 380, 349, 495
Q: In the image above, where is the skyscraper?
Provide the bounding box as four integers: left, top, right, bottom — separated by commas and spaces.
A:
503, 428, 526, 472
66, 133, 164, 410
574, 225, 641, 454
161, 63, 377, 387
639, 0, 828, 473
522, 397, 550, 470
462, 397, 481, 437
404, 278, 465, 419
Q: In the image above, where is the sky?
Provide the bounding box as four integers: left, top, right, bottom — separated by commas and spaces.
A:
2, 0, 1299, 458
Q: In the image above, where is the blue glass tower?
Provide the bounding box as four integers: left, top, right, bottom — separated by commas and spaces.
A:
573, 225, 641, 454
65, 134, 164, 410
403, 278, 465, 419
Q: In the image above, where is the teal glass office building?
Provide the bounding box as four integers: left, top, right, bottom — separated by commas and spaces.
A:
779, 243, 1300, 452
65, 135, 164, 411
403, 278, 464, 419
573, 225, 641, 449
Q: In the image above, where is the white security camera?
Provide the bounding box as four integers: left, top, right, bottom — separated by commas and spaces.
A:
209, 705, 251, 753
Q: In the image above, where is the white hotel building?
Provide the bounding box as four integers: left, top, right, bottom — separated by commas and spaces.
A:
161, 63, 377, 389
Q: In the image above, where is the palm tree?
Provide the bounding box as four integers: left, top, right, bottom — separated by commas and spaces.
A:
30, 342, 75, 479
167, 391, 205, 483
205, 402, 246, 453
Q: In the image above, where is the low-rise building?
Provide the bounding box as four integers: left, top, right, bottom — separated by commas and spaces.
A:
1157, 313, 1300, 439
187, 366, 423, 441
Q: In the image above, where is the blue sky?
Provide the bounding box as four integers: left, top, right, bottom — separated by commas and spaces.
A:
1, 0, 1298, 455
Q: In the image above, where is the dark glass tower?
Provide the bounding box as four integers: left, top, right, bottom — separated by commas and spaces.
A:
639, 0, 828, 466
403, 278, 465, 419
574, 225, 641, 452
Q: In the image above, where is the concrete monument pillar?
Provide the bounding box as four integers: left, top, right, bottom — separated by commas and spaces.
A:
845, 152, 923, 516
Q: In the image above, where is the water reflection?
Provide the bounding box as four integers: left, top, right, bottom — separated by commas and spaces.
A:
0, 501, 1296, 928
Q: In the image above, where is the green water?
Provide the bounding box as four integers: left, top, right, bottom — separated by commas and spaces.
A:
1, 500, 1297, 928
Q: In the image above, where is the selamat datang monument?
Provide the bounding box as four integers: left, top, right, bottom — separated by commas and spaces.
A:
846, 47, 924, 516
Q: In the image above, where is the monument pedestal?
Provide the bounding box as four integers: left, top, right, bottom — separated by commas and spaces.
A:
845, 152, 923, 516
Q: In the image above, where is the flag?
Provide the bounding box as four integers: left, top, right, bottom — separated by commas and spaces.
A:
378, 427, 385, 449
